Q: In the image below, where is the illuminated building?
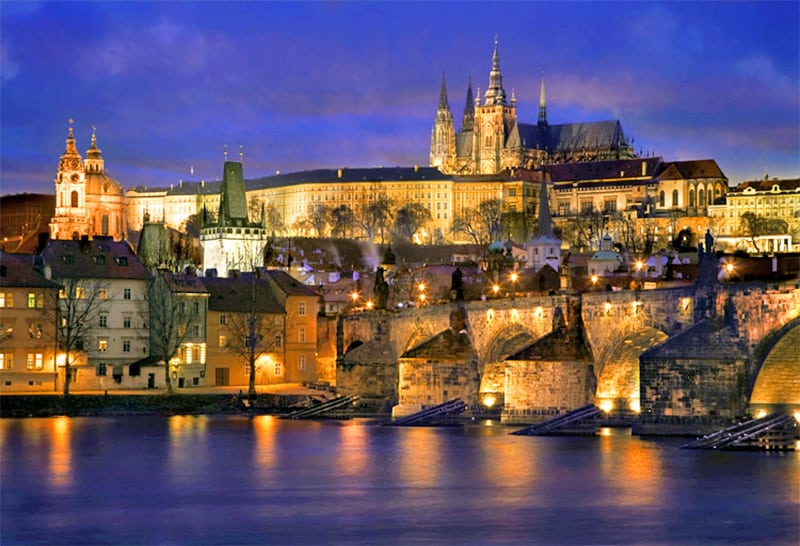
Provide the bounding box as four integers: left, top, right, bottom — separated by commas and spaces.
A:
0, 250, 60, 392
203, 269, 320, 387
430, 38, 635, 175
49, 121, 126, 241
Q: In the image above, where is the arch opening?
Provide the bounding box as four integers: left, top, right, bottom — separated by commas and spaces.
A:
750, 322, 800, 415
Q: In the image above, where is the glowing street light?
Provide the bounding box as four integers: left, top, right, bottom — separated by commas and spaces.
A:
492, 283, 500, 297
366, 300, 374, 310
591, 274, 599, 289
510, 271, 518, 300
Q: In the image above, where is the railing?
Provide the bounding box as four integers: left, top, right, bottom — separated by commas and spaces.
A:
387, 398, 467, 426
681, 413, 797, 451
510, 404, 602, 436
282, 394, 359, 419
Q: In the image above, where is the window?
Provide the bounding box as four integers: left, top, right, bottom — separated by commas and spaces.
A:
98, 339, 108, 352
99, 315, 108, 328
123, 288, 131, 300
123, 316, 131, 328
75, 340, 84, 351
0, 293, 11, 308
218, 335, 227, 348
275, 335, 282, 348
27, 293, 36, 308
672, 189, 679, 208
99, 288, 108, 299
274, 362, 282, 376
298, 301, 306, 316
97, 363, 107, 376
298, 355, 306, 371
0, 354, 12, 370
298, 326, 306, 343
27, 323, 42, 339
193, 325, 200, 337
123, 340, 131, 353
219, 314, 227, 325
603, 199, 617, 213
76, 287, 86, 299
26, 353, 43, 370
659, 191, 665, 207
193, 302, 200, 314
71, 190, 79, 208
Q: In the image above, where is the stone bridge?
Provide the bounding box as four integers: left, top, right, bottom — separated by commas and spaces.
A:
327, 279, 800, 426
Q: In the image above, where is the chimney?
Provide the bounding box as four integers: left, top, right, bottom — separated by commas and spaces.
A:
229, 269, 240, 278
641, 161, 646, 177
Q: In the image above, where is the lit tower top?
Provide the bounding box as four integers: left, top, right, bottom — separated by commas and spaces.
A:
437, 71, 450, 112
483, 35, 508, 106
84, 125, 105, 174
461, 76, 475, 131
58, 118, 82, 172
538, 72, 548, 127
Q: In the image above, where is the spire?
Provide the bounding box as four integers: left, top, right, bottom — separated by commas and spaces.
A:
484, 35, 508, 106
538, 72, 548, 127
63, 118, 80, 157
438, 72, 450, 112
461, 76, 475, 131
537, 165, 553, 238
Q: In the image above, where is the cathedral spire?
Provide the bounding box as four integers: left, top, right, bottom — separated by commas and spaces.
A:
538, 72, 548, 127
461, 76, 475, 131
537, 165, 553, 238
484, 35, 508, 106
438, 72, 450, 112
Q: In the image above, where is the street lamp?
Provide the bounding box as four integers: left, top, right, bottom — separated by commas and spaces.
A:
417, 281, 426, 306
591, 274, 599, 290
510, 271, 518, 301
492, 283, 500, 298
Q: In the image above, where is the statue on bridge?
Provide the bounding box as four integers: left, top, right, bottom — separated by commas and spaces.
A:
451, 267, 464, 301
374, 266, 390, 310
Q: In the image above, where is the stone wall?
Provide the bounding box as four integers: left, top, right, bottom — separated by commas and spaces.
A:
502, 360, 592, 424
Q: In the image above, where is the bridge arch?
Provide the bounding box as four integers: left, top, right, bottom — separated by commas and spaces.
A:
478, 323, 542, 397
594, 327, 668, 414
750, 317, 800, 413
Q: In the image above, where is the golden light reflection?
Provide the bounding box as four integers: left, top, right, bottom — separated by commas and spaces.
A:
49, 416, 73, 488
599, 430, 663, 507
754, 409, 768, 419
252, 416, 278, 478
598, 399, 613, 413
168, 415, 208, 483
397, 428, 441, 487
335, 423, 369, 480
476, 435, 539, 507
481, 393, 497, 408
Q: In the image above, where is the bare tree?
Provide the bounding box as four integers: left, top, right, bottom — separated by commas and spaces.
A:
392, 202, 432, 242
331, 205, 356, 238
739, 212, 788, 253
47, 277, 109, 396
451, 198, 503, 246
221, 277, 284, 396
146, 270, 201, 394
306, 202, 331, 237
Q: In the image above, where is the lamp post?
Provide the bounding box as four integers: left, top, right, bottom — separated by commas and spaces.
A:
417, 281, 426, 306
591, 274, 599, 290
492, 283, 500, 298
510, 271, 518, 301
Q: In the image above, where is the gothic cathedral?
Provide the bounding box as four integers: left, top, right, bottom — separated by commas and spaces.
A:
430, 38, 636, 175
49, 121, 126, 241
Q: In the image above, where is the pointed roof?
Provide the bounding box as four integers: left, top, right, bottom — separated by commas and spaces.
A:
62, 119, 81, 158
217, 161, 250, 227
640, 319, 747, 360
483, 36, 508, 106
461, 76, 475, 132
538, 72, 548, 127
437, 72, 450, 111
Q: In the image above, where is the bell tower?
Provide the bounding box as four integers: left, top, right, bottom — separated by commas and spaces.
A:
50, 119, 90, 240
430, 72, 456, 170
474, 37, 517, 174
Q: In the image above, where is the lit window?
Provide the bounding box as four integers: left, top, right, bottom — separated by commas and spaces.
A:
26, 353, 43, 370
185, 346, 193, 364
123, 288, 131, 300
298, 355, 306, 371
76, 287, 85, 299
0, 293, 9, 307
123, 340, 131, 353
27, 293, 36, 308
218, 335, 227, 348
99, 288, 108, 300
0, 353, 11, 370
98, 339, 108, 352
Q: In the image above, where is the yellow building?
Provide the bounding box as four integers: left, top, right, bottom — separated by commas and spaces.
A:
126, 179, 220, 233
49, 122, 126, 241
709, 176, 800, 239
0, 251, 61, 392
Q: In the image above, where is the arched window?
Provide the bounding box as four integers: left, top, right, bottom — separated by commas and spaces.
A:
672, 189, 679, 208
689, 189, 695, 207
659, 191, 665, 207
101, 215, 109, 235
699, 188, 705, 208
70, 190, 79, 208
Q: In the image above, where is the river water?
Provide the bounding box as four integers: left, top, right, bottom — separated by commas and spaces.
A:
1, 416, 797, 545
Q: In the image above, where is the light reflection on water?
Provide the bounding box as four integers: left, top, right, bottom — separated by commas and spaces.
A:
1, 416, 798, 546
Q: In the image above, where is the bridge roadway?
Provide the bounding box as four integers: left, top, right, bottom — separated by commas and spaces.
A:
331, 279, 800, 426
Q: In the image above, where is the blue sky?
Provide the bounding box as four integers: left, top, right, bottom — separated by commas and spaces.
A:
1, 1, 798, 196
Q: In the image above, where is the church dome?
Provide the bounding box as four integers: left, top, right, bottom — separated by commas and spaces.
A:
85, 171, 123, 197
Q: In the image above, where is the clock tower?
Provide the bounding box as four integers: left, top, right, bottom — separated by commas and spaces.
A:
50, 119, 90, 240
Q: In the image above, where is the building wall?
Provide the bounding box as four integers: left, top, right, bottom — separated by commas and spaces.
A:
502, 360, 592, 424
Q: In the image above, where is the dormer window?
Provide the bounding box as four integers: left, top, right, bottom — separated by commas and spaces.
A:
93, 255, 106, 265
114, 256, 128, 266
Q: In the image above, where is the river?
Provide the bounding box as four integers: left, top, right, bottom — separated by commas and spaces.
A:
1, 416, 797, 545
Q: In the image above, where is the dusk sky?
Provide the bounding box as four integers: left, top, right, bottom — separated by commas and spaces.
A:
1, 1, 798, 196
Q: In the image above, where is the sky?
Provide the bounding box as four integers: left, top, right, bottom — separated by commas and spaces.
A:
1, 1, 798, 196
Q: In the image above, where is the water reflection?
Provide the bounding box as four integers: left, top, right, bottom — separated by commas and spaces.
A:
599, 428, 662, 506
49, 416, 73, 488
251, 415, 278, 479
335, 422, 369, 481
397, 427, 442, 487
168, 415, 209, 485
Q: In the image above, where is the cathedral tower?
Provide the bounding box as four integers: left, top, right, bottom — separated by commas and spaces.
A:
430, 73, 456, 169
50, 120, 90, 240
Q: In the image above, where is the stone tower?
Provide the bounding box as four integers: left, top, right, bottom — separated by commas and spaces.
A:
429, 73, 456, 169
50, 120, 89, 240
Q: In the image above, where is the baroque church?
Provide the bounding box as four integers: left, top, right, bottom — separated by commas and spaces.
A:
49, 120, 126, 241
430, 38, 635, 175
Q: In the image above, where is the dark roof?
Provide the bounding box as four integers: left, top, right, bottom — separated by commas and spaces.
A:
517, 120, 628, 152
640, 319, 747, 360
0, 251, 61, 289
128, 180, 222, 196
263, 269, 320, 297
401, 328, 476, 359
729, 177, 800, 193
654, 159, 726, 181
40, 237, 150, 280
202, 273, 285, 314
548, 157, 663, 183
247, 166, 451, 190
161, 271, 208, 295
